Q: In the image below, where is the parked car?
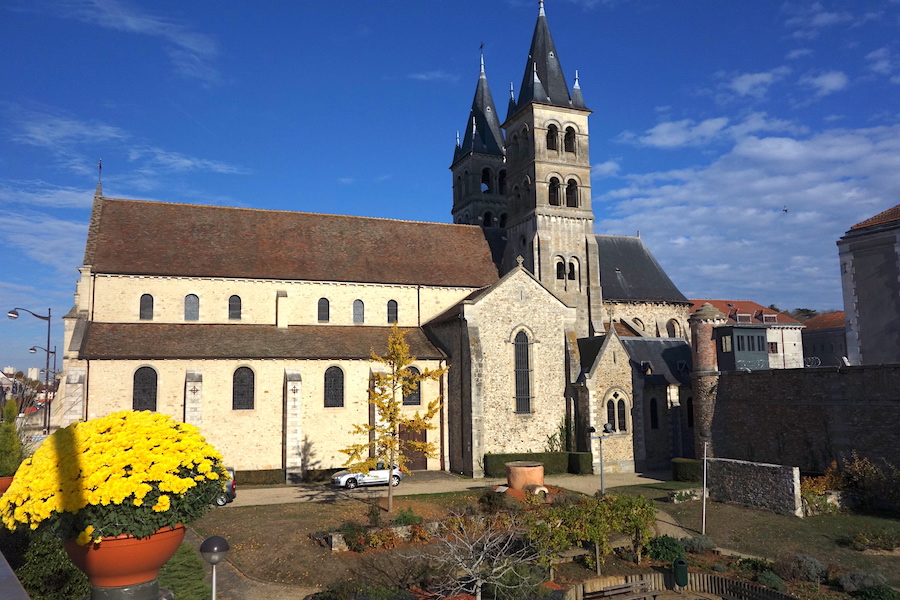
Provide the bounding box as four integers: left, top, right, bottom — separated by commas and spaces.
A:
331, 462, 402, 489
215, 467, 236, 506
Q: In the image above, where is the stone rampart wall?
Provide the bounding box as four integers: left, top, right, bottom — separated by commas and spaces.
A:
707, 458, 802, 517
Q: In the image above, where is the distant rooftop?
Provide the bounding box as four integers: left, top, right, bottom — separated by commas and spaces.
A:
802, 311, 845, 331
850, 203, 900, 231
690, 299, 801, 325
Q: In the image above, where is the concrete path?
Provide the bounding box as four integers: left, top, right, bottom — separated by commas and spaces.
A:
197, 470, 691, 600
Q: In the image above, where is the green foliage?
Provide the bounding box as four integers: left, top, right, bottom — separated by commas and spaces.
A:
392, 507, 422, 526
158, 543, 213, 600
339, 523, 371, 553
849, 529, 900, 551
734, 557, 775, 578
0, 399, 23, 477
680, 535, 715, 554
757, 570, 788, 592
482, 452, 591, 477
482, 562, 550, 600
604, 493, 656, 562
12, 530, 90, 600
648, 535, 685, 562
842, 452, 900, 511
854, 586, 900, 600
478, 489, 521, 514
801, 489, 840, 516
671, 458, 702, 482
545, 418, 566, 452
314, 580, 414, 600
712, 563, 727, 573
368, 528, 399, 550
775, 552, 826, 583
568, 452, 593, 475
839, 572, 887, 593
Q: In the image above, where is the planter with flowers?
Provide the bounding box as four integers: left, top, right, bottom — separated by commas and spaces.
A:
0, 410, 227, 600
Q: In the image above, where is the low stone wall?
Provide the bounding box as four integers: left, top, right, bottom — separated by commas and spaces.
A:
564, 572, 795, 600
708, 458, 802, 517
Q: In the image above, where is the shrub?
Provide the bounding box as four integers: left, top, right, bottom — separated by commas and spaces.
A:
712, 563, 727, 573
802, 461, 845, 494
368, 528, 399, 550
339, 523, 370, 553
757, 570, 787, 592
735, 557, 775, 578
551, 490, 584, 507
407, 523, 430, 543
648, 535, 685, 562
478, 489, 520, 513
855, 586, 900, 600
775, 552, 826, 583
842, 452, 900, 510
0, 399, 23, 477
393, 507, 422, 526
839, 572, 887, 593
13, 530, 90, 600
315, 580, 414, 600
158, 543, 213, 600
671, 458, 701, 482
680, 535, 714, 554
849, 529, 900, 551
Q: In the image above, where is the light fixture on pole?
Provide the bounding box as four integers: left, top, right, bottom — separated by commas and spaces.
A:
700, 428, 712, 536
8, 308, 51, 434
200, 535, 230, 600
589, 422, 615, 495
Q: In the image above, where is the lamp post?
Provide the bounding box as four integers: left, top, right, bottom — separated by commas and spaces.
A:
700, 428, 712, 536
589, 423, 615, 495
8, 308, 51, 434
200, 535, 230, 600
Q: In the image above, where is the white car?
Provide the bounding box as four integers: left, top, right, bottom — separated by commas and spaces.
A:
331, 462, 402, 489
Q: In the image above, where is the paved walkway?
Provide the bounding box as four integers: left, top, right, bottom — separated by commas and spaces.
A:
196, 470, 692, 600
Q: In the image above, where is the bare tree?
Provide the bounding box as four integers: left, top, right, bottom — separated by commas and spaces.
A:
429, 512, 543, 600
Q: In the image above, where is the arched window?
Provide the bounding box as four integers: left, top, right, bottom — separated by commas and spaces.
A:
184, 294, 199, 321
353, 300, 364, 324
568, 261, 577, 281
481, 168, 492, 193
607, 400, 616, 430
133, 367, 157, 411
666, 319, 682, 338
549, 177, 561, 206
139, 294, 153, 320
498, 170, 507, 194
514, 331, 531, 413
499, 213, 507, 228
387, 300, 398, 324
556, 261, 565, 280
318, 298, 330, 322
650, 397, 659, 430
546, 124, 558, 151
324, 366, 344, 407
687, 396, 694, 428
483, 212, 493, 227
229, 295, 241, 320
566, 179, 578, 207
564, 127, 576, 153
233, 367, 254, 410
403, 367, 421, 406
617, 398, 627, 432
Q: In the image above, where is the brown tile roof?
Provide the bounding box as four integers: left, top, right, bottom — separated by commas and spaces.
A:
850, 204, 900, 230
79, 324, 446, 360
802, 311, 845, 331
86, 198, 499, 288
689, 299, 800, 324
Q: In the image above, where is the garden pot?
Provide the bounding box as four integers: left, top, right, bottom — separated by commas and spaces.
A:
64, 524, 185, 589
0, 475, 12, 496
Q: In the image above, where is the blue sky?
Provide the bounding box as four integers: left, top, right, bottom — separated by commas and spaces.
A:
1, 0, 899, 371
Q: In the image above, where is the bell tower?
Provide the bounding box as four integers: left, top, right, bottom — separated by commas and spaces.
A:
500, 1, 602, 336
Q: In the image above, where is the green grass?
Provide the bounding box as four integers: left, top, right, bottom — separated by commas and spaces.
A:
610, 482, 900, 586
159, 543, 212, 600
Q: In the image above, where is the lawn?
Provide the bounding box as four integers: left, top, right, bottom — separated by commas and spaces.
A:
611, 482, 900, 587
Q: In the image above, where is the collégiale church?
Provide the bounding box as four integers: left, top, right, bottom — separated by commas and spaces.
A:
58, 2, 695, 480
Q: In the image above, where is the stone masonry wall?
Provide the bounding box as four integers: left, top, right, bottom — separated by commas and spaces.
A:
708, 457, 802, 517
707, 365, 900, 472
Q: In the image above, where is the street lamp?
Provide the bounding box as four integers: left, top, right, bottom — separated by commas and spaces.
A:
200, 535, 230, 600
589, 422, 615, 494
8, 308, 51, 434
700, 428, 712, 536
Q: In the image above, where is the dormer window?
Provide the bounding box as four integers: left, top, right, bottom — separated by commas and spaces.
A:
736, 314, 751, 322
763, 314, 778, 323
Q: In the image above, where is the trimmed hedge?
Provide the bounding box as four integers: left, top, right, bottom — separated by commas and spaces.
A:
483, 452, 593, 477
235, 468, 285, 485
672, 458, 702, 482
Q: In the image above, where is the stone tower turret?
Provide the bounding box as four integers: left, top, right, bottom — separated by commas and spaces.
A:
688, 303, 727, 457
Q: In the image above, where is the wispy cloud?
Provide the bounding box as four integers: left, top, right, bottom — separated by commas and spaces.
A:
592, 160, 620, 178
0, 180, 95, 209
786, 48, 813, 60
866, 47, 900, 83
0, 209, 88, 273
338, 177, 356, 185
408, 70, 459, 83
783, 2, 853, 39
728, 67, 791, 98
47, 0, 220, 84
126, 147, 249, 174
800, 70, 849, 96
618, 113, 801, 149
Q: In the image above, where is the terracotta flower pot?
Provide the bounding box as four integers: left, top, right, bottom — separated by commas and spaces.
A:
64, 524, 185, 588
0, 475, 13, 496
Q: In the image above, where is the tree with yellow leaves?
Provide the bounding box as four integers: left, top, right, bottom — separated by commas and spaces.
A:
341, 324, 448, 513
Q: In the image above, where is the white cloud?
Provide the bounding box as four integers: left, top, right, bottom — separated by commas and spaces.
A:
866, 47, 898, 78
597, 124, 900, 309
408, 71, 459, 83
338, 177, 356, 185
620, 113, 802, 149
592, 160, 620, 178
0, 180, 95, 209
50, 0, 220, 84
729, 67, 791, 98
800, 71, 849, 96
786, 48, 813, 60
783, 2, 853, 38
126, 147, 249, 174
0, 209, 88, 273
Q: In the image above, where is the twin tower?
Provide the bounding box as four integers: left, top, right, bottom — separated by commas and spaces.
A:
451, 2, 602, 337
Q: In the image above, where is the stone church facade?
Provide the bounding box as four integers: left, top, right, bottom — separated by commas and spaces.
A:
57, 3, 693, 480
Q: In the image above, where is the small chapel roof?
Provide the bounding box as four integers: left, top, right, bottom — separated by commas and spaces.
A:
619, 337, 693, 386
85, 198, 499, 288
595, 235, 689, 303
78, 323, 446, 360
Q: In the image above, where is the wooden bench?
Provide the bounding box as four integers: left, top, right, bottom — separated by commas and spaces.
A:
584, 580, 656, 600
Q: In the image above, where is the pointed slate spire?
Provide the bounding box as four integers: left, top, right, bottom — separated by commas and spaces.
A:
516, 1, 574, 110
571, 69, 585, 108
531, 62, 549, 103
506, 82, 518, 122
455, 52, 505, 163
